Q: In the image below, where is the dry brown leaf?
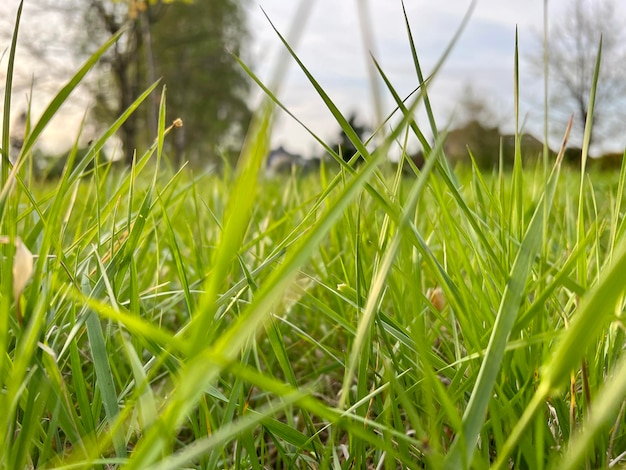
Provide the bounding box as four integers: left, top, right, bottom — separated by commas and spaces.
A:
0, 236, 34, 319
427, 286, 446, 312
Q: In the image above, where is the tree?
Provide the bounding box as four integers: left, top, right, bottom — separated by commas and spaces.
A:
78, 0, 150, 165
454, 82, 501, 131
534, 0, 626, 149
330, 112, 370, 164
3, 0, 252, 166
79, 0, 252, 166
149, 0, 251, 165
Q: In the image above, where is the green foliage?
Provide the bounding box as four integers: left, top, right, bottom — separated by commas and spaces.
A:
77, 0, 250, 166
149, 0, 251, 165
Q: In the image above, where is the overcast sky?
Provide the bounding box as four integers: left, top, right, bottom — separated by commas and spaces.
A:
246, 0, 626, 157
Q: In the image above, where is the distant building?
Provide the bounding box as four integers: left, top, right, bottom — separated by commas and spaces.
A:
443, 121, 501, 167
443, 121, 549, 168
266, 145, 317, 176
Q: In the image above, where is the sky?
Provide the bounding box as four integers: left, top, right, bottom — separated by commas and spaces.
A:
1, 1, 625, 158
245, 0, 626, 157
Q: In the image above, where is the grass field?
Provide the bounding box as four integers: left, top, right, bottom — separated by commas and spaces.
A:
3, 1, 626, 469
4, 156, 626, 469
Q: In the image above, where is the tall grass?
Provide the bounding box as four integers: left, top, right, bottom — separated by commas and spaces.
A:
1, 0, 626, 468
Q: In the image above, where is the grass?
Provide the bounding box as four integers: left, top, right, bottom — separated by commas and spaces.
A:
3, 0, 626, 468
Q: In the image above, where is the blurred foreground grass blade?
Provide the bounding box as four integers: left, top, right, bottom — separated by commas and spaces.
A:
1, 0, 22, 186
129, 121, 388, 468
188, 1, 315, 353
121, 334, 158, 432
558, 350, 626, 468
65, 291, 185, 353
2, 28, 125, 195
187, 99, 272, 351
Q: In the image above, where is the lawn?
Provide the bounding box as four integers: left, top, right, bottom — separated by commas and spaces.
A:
3, 156, 626, 468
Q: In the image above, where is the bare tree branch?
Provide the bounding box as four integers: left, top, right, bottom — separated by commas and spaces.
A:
529, 0, 626, 151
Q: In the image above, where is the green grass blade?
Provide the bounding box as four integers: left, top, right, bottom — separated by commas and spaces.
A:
17, 28, 125, 162
1, 0, 22, 186
10, 369, 50, 470
0, 8, 22, 453
83, 274, 127, 459
401, 0, 476, 145
121, 334, 158, 431
577, 37, 602, 291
